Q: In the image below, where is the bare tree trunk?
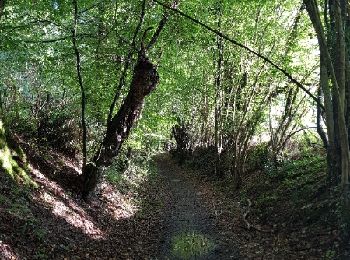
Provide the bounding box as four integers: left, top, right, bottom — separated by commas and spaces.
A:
304, 0, 350, 237
317, 88, 327, 147
80, 0, 176, 199
320, 50, 338, 183
214, 0, 223, 178
72, 0, 87, 172
334, 0, 350, 237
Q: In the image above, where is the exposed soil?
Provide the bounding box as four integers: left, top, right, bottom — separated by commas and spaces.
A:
176, 159, 349, 259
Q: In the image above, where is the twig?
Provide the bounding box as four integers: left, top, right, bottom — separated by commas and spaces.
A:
243, 198, 252, 230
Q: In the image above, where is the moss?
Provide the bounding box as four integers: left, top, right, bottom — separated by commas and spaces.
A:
106, 171, 123, 185
171, 231, 215, 259
0, 120, 37, 188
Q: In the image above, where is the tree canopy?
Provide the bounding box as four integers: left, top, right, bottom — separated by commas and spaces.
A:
1, 0, 350, 258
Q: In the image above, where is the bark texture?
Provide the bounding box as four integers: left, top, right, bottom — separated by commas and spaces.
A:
304, 0, 350, 238
82, 53, 159, 198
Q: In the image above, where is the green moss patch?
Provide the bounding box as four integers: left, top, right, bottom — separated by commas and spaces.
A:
0, 120, 36, 187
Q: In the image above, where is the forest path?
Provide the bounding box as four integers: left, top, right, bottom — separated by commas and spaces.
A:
155, 154, 239, 259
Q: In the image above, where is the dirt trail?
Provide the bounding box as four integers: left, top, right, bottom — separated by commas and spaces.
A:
156, 154, 239, 259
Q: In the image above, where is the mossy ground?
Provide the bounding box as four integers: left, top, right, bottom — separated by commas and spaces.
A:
0, 121, 37, 187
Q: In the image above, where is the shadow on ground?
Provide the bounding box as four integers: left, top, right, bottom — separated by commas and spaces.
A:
0, 140, 166, 259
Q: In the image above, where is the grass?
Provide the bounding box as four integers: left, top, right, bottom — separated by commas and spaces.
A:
171, 231, 215, 259
253, 153, 328, 211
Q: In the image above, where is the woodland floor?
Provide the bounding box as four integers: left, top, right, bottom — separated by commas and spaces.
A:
156, 154, 239, 259
0, 141, 349, 259
157, 153, 349, 259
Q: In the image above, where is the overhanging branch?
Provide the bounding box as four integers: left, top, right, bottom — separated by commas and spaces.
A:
153, 0, 323, 110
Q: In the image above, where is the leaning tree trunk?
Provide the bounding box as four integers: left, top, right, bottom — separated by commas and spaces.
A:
82, 52, 159, 199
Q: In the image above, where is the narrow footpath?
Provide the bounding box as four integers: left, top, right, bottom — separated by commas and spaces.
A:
156, 154, 239, 259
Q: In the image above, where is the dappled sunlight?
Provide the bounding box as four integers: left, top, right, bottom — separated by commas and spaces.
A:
0, 145, 33, 185
98, 182, 139, 220
30, 167, 105, 240
62, 158, 81, 174
39, 191, 104, 239
0, 241, 19, 259
0, 146, 13, 175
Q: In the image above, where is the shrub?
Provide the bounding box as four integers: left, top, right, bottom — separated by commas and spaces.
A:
245, 142, 270, 172
37, 111, 79, 157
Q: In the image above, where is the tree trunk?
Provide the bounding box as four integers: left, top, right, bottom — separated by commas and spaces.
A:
320, 43, 338, 183
72, 0, 88, 173
305, 0, 350, 237
82, 52, 159, 199
214, 0, 223, 178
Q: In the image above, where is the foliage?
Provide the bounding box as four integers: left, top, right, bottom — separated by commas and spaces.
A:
1, 0, 349, 258
0, 0, 318, 161
253, 149, 329, 222
37, 108, 80, 156
186, 146, 218, 175
245, 142, 270, 172
105, 148, 157, 194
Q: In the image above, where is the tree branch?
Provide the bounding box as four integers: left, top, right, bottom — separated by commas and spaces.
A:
153, 0, 323, 110
107, 0, 147, 125
146, 15, 167, 50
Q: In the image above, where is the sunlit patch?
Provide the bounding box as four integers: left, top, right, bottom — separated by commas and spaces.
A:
1, 146, 13, 175
30, 167, 104, 240
0, 241, 19, 259
0, 138, 37, 187
63, 159, 81, 174
171, 231, 215, 259
39, 192, 104, 239
98, 182, 138, 220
